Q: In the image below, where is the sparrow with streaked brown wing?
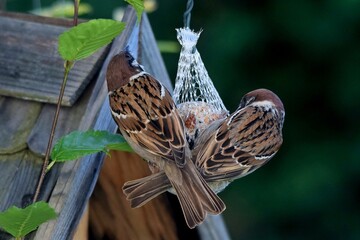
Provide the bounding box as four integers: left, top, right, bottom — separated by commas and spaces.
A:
123, 88, 285, 206
106, 51, 225, 229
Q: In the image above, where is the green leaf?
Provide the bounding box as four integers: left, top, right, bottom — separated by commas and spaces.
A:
125, 0, 144, 22
106, 142, 133, 152
58, 19, 125, 61
0, 202, 57, 238
51, 130, 133, 162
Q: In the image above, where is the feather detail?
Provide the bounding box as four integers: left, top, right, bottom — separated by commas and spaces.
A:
109, 74, 187, 166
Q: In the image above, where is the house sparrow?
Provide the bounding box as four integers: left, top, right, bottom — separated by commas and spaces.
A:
123, 88, 285, 205
106, 51, 225, 229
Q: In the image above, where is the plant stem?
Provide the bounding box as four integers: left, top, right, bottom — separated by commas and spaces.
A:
32, 62, 73, 203
32, 0, 79, 204
73, 0, 79, 26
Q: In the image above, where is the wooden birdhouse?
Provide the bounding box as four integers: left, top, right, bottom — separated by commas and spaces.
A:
0, 7, 229, 240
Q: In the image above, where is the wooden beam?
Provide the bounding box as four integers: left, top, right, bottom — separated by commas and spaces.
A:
0, 97, 41, 154
0, 11, 107, 106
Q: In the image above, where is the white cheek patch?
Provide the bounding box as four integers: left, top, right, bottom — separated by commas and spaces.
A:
251, 100, 277, 114
130, 71, 148, 81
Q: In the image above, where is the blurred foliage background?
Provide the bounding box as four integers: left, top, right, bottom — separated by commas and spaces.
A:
3, 0, 360, 239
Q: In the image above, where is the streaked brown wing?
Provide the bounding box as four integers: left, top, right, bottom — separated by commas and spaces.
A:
195, 106, 282, 181
109, 74, 186, 166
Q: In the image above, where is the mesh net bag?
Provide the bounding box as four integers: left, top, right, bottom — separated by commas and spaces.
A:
173, 28, 229, 148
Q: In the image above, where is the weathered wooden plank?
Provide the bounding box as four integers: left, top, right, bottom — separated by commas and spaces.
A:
33, 7, 138, 240
27, 78, 96, 156
0, 150, 62, 239
0, 97, 42, 154
0, 10, 76, 27
32, 100, 119, 239
0, 14, 108, 106
0, 151, 42, 212
0, 151, 42, 210
32, 82, 119, 239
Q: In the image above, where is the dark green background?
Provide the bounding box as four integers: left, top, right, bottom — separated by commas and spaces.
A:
5, 0, 360, 239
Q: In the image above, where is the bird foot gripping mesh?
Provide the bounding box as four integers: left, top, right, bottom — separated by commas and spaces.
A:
173, 28, 229, 148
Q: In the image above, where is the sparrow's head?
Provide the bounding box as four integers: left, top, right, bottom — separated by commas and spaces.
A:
240, 88, 285, 125
106, 50, 144, 91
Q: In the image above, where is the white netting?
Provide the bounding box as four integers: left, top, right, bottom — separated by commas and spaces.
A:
173, 28, 229, 148
173, 28, 228, 114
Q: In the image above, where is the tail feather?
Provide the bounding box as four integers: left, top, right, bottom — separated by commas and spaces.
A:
123, 172, 170, 208
122, 160, 226, 229
164, 159, 226, 228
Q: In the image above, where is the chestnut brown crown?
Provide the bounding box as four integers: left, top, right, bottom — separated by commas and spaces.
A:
106, 51, 144, 91
240, 88, 284, 114
240, 89, 284, 110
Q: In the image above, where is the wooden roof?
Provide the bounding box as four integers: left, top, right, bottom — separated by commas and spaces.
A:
0, 11, 107, 106
0, 8, 229, 240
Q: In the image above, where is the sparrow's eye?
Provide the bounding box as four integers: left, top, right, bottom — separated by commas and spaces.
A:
125, 53, 133, 61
